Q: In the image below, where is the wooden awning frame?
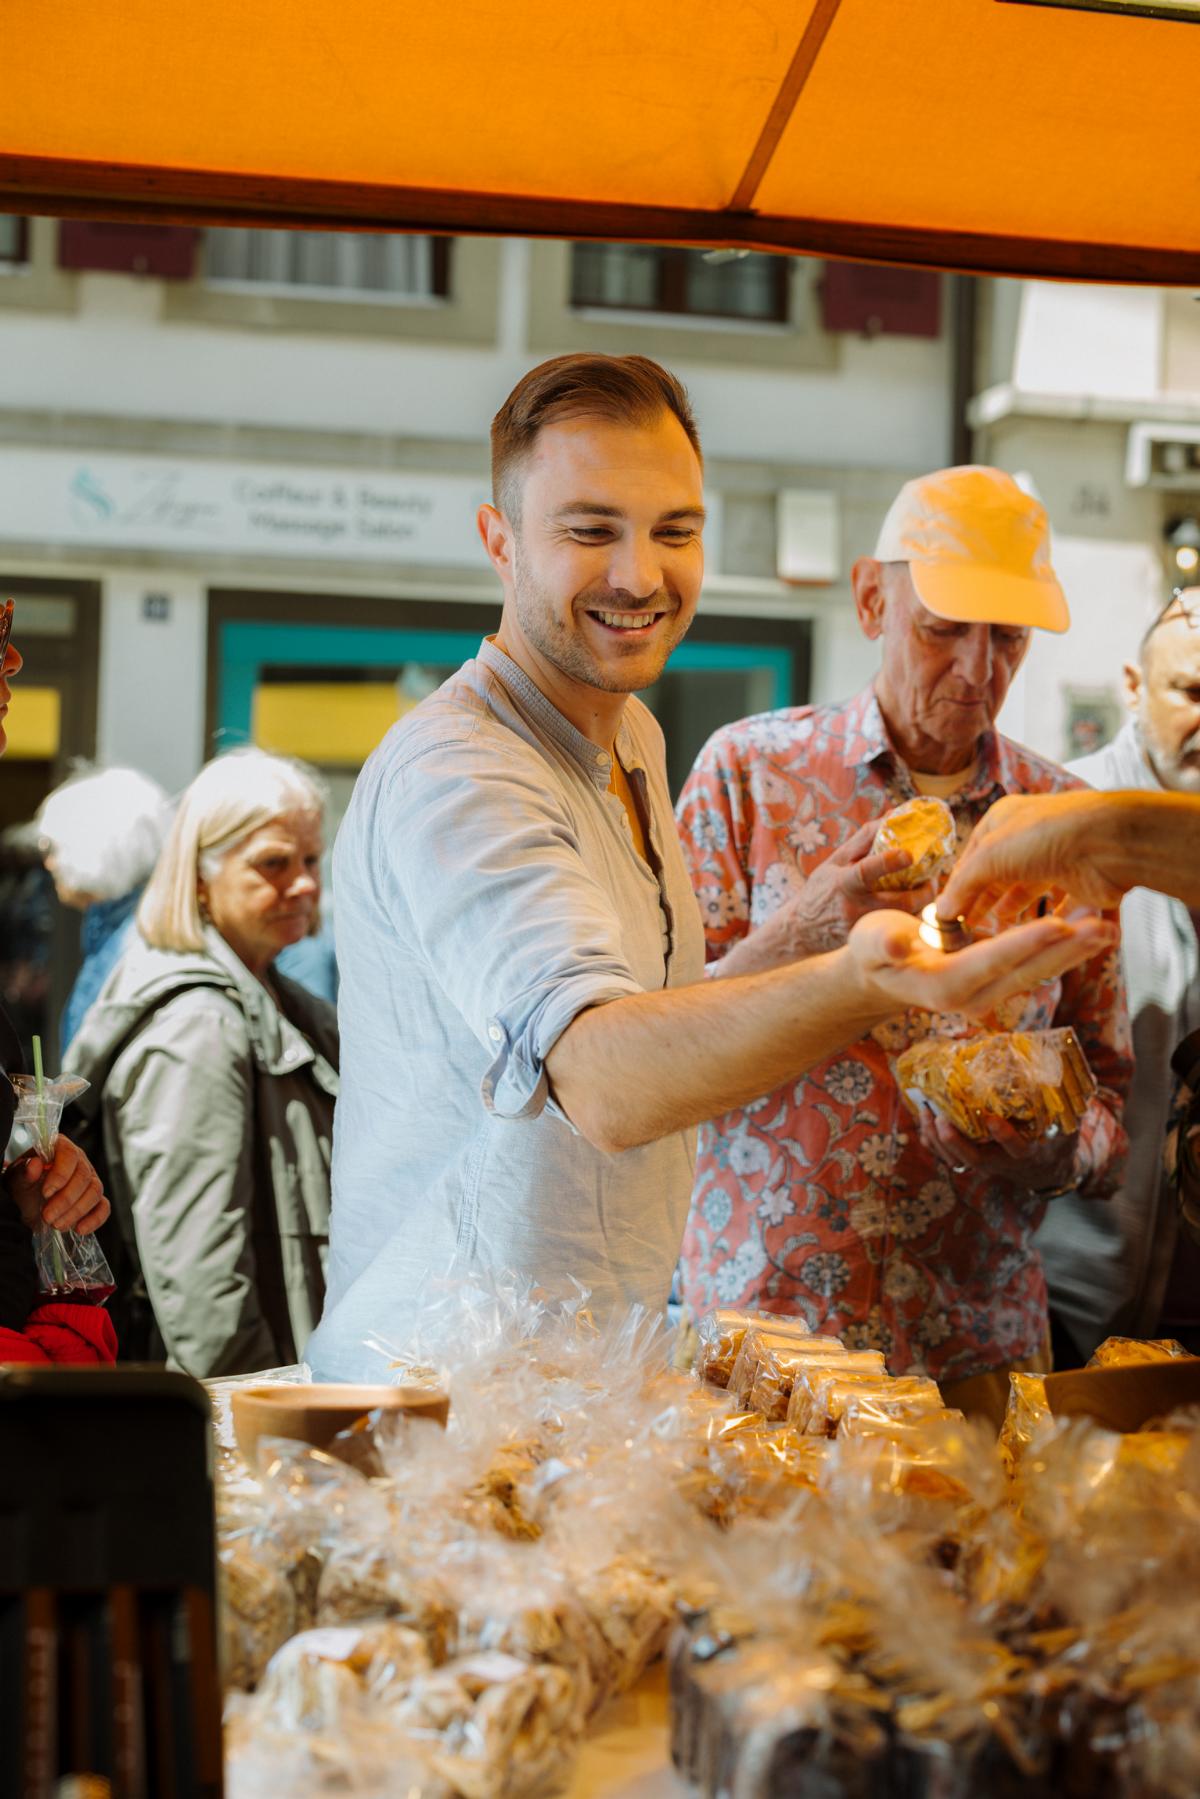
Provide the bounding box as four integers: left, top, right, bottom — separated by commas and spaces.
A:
4, 0, 1200, 285
2, 151, 1194, 285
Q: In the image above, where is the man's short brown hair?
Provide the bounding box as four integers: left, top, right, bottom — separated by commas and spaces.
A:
491, 353, 701, 523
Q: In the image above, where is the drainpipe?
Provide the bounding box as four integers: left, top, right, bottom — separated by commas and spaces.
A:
949, 274, 978, 467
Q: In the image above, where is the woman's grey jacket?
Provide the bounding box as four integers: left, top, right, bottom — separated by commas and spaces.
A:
66, 927, 338, 1377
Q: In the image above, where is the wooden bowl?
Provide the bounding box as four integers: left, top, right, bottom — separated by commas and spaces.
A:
230, 1381, 448, 1467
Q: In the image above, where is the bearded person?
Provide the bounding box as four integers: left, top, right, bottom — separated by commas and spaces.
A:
1037, 588, 1200, 1361
308, 360, 1116, 1381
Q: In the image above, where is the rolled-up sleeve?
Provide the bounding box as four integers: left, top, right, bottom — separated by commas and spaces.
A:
383, 734, 643, 1121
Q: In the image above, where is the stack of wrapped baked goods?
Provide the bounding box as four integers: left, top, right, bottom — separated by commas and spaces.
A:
677, 1321, 1200, 1799
217, 1283, 1200, 1798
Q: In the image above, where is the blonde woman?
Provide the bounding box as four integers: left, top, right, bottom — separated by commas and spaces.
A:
66, 749, 338, 1376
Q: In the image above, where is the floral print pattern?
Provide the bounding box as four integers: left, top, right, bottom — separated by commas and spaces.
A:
676, 684, 1132, 1383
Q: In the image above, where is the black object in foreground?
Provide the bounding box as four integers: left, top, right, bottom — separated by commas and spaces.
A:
0, 1366, 222, 1799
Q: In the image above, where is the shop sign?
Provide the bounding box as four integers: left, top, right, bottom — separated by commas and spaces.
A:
0, 448, 491, 565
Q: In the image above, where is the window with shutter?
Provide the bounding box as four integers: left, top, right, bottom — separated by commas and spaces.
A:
57, 224, 199, 279
820, 263, 942, 339
0, 218, 31, 269
570, 244, 790, 325
203, 230, 451, 302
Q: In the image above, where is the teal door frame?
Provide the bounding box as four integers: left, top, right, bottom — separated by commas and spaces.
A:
216, 618, 794, 747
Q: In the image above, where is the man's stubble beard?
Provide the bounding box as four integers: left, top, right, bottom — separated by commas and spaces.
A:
511, 555, 688, 696
1139, 716, 1200, 795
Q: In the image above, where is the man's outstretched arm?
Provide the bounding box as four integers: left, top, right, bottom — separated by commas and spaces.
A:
937, 790, 1200, 925
547, 909, 1116, 1153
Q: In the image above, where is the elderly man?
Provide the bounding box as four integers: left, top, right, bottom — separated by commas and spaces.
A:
677, 465, 1131, 1420
309, 386, 1108, 1383
1036, 589, 1200, 1360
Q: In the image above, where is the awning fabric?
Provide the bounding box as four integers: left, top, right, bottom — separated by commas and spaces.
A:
2, 0, 1199, 282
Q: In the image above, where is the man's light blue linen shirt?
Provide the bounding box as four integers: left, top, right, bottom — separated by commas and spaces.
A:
307, 640, 705, 1381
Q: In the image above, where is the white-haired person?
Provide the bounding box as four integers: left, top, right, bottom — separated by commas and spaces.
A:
36, 765, 173, 1053
65, 749, 338, 1376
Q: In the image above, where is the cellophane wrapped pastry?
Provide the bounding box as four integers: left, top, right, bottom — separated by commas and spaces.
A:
1088, 1334, 1192, 1368
871, 795, 957, 892
390, 1652, 581, 1799
783, 1352, 889, 1433
896, 1026, 1097, 1142
218, 1530, 297, 1693
832, 1376, 947, 1438
728, 1325, 845, 1412
998, 1370, 1053, 1482
695, 1307, 802, 1388
252, 1620, 434, 1733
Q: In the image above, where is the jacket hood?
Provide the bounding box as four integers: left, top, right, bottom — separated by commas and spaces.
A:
64, 927, 338, 1099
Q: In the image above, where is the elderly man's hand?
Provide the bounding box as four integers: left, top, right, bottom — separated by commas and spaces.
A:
7, 1138, 109, 1235
771, 821, 936, 959
915, 1105, 1079, 1191
847, 907, 1118, 1022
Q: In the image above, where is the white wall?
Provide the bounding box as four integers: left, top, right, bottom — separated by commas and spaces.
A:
979, 419, 1164, 765
1013, 283, 1163, 403
95, 571, 207, 792
0, 244, 952, 473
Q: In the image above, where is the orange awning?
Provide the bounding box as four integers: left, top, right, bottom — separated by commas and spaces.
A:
2, 0, 1199, 281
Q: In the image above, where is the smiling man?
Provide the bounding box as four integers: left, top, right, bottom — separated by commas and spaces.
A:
309, 385, 1118, 1383
677, 465, 1132, 1423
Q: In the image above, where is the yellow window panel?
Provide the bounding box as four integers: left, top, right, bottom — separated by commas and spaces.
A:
4, 686, 60, 759
252, 682, 418, 767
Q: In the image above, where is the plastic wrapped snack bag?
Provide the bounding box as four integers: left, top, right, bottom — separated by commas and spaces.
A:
872, 795, 956, 892
728, 1325, 843, 1410
785, 1351, 887, 1433
1088, 1335, 1193, 1368
218, 1529, 298, 1692
695, 1308, 793, 1388
252, 1620, 434, 1734
441, 1539, 604, 1726
833, 1376, 947, 1437
225, 1682, 439, 1799
744, 1337, 860, 1424
895, 1027, 1096, 1144
7, 1071, 114, 1301
389, 1651, 582, 1799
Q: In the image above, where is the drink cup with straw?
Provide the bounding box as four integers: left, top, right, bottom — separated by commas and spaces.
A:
7, 1039, 114, 1303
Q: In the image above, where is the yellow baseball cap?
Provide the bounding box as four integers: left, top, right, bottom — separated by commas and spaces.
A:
873, 465, 1070, 634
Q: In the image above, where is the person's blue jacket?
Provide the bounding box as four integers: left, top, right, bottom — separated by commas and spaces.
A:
61, 888, 141, 1055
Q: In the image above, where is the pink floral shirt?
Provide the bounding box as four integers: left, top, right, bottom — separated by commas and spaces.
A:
676, 684, 1132, 1382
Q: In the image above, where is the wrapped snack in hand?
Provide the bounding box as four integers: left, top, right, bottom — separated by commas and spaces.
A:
872, 795, 956, 892
896, 1027, 1096, 1144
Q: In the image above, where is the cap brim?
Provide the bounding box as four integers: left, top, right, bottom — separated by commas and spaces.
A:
910, 562, 1070, 634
